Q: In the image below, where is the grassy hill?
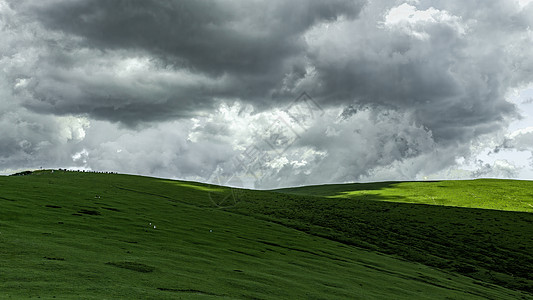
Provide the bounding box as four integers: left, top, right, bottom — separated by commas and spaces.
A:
275, 179, 533, 212
1, 171, 532, 299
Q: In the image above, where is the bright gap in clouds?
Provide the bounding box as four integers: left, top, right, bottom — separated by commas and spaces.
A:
518, 0, 533, 8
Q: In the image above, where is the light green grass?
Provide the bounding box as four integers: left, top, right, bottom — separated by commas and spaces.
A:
275, 179, 533, 212
0, 171, 532, 299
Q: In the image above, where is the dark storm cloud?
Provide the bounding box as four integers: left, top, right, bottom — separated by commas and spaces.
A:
24, 0, 361, 73
9, 0, 529, 145
6, 0, 364, 125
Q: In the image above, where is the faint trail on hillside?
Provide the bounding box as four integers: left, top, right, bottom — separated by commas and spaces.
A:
112, 185, 203, 209
0, 196, 16, 202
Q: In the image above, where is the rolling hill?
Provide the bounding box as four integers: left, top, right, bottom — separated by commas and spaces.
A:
1, 170, 532, 299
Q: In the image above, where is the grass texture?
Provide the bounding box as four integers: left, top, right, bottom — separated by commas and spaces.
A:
0, 171, 531, 299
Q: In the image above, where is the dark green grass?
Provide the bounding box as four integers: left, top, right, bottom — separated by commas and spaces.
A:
0, 171, 532, 299
225, 189, 533, 293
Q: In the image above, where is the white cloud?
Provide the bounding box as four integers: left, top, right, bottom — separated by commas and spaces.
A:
72, 149, 89, 164
384, 4, 440, 25
58, 116, 90, 142
382, 3, 466, 39
518, 0, 533, 8
509, 127, 533, 139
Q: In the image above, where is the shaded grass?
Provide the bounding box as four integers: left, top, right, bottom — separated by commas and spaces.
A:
222, 188, 533, 294
105, 261, 155, 273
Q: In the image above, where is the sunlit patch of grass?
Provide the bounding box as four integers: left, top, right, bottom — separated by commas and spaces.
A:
163, 181, 225, 193
280, 179, 533, 212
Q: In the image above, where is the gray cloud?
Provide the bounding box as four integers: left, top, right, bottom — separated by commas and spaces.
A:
188, 103, 463, 188
495, 128, 533, 156
522, 98, 533, 105
297, 0, 530, 146
5, 0, 530, 134
0, 87, 89, 171
79, 120, 236, 179
1, 0, 533, 186
5, 0, 364, 125
470, 159, 520, 179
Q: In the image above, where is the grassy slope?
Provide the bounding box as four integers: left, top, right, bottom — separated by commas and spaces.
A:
0, 171, 531, 299
275, 179, 533, 212
264, 179, 533, 292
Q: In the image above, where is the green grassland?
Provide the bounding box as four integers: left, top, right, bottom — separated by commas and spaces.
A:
275, 179, 533, 212
0, 171, 532, 299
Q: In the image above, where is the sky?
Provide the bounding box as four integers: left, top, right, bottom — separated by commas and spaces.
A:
1, 0, 533, 189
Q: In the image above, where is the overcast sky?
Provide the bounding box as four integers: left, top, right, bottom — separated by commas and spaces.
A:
1, 0, 533, 188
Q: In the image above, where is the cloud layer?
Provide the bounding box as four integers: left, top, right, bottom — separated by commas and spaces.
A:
1, 0, 533, 187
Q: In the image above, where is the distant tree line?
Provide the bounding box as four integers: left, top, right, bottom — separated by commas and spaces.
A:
10, 169, 118, 176
56, 168, 118, 174
10, 170, 33, 176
